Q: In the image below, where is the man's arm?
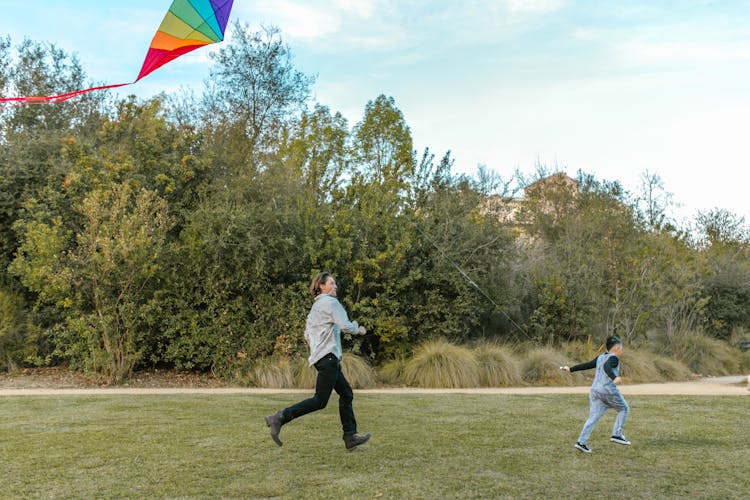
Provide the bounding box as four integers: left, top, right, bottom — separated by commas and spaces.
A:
329, 298, 360, 334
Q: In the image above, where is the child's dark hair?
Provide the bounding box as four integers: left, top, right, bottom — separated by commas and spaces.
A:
605, 336, 622, 351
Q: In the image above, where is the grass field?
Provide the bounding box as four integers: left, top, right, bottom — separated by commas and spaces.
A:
1, 393, 748, 498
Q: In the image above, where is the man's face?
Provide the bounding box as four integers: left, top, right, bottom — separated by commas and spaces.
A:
320, 277, 337, 297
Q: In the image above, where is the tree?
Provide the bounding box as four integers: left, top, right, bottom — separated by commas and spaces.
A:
636, 170, 674, 231
203, 23, 314, 169
0, 36, 9, 102
695, 209, 750, 339
0, 39, 107, 290
10, 182, 172, 382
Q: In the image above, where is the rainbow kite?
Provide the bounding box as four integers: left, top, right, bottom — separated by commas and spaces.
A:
0, 0, 234, 104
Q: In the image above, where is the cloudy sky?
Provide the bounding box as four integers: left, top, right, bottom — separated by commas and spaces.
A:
2, 1, 750, 224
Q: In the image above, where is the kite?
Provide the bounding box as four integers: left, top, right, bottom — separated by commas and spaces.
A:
0, 0, 234, 104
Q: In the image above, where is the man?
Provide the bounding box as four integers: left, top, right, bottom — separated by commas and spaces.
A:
265, 272, 371, 450
562, 336, 631, 453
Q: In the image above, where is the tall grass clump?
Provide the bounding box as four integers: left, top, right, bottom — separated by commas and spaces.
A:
619, 348, 662, 383
561, 339, 605, 362
520, 346, 579, 386
251, 357, 295, 388
730, 327, 750, 371
342, 353, 377, 388
668, 332, 741, 376
473, 343, 523, 387
378, 357, 407, 386
291, 357, 316, 389
403, 339, 480, 388
650, 353, 694, 381
289, 354, 377, 389
559, 342, 693, 383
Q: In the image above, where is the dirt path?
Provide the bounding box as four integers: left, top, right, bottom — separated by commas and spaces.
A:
0, 376, 747, 397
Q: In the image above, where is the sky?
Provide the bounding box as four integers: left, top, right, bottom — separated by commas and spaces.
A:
2, 1, 750, 226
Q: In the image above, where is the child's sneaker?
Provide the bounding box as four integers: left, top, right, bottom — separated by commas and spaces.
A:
574, 442, 592, 453
610, 435, 631, 445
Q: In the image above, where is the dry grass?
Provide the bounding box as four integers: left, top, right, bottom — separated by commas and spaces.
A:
377, 357, 407, 386
674, 332, 742, 376
520, 346, 583, 386
251, 357, 296, 388
249, 337, 732, 389
341, 353, 378, 389
620, 348, 662, 383
473, 342, 523, 387
285, 354, 378, 389
403, 339, 480, 388
649, 353, 695, 381
291, 357, 316, 389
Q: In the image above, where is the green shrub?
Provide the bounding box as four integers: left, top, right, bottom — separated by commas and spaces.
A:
0, 289, 41, 371
473, 343, 523, 387
403, 339, 480, 388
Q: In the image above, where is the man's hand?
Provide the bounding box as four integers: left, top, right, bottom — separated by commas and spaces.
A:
358, 326, 366, 336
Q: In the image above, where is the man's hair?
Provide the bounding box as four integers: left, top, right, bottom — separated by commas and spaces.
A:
310, 272, 332, 297
605, 336, 622, 351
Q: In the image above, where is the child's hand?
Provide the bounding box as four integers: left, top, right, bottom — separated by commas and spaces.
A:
560, 366, 570, 372
613, 376, 622, 385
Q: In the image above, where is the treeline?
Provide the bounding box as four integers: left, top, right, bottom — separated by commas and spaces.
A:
1, 25, 749, 382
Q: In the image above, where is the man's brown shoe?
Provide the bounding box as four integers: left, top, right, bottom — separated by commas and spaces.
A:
265, 412, 284, 447
344, 432, 371, 450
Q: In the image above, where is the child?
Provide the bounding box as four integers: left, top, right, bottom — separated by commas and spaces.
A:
562, 336, 630, 453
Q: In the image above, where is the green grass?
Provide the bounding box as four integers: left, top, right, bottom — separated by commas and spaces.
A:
1, 393, 748, 498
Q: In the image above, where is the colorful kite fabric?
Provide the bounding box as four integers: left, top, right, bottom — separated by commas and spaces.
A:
0, 0, 234, 104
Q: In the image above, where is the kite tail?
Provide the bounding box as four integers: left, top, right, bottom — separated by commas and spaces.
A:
0, 82, 132, 104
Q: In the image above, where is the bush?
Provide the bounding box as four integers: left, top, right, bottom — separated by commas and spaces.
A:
403, 339, 480, 388
0, 289, 42, 371
473, 343, 523, 387
672, 332, 741, 376
651, 354, 694, 381
619, 348, 661, 383
519, 347, 579, 386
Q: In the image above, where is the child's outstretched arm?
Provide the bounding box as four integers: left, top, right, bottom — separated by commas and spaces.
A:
562, 357, 598, 373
